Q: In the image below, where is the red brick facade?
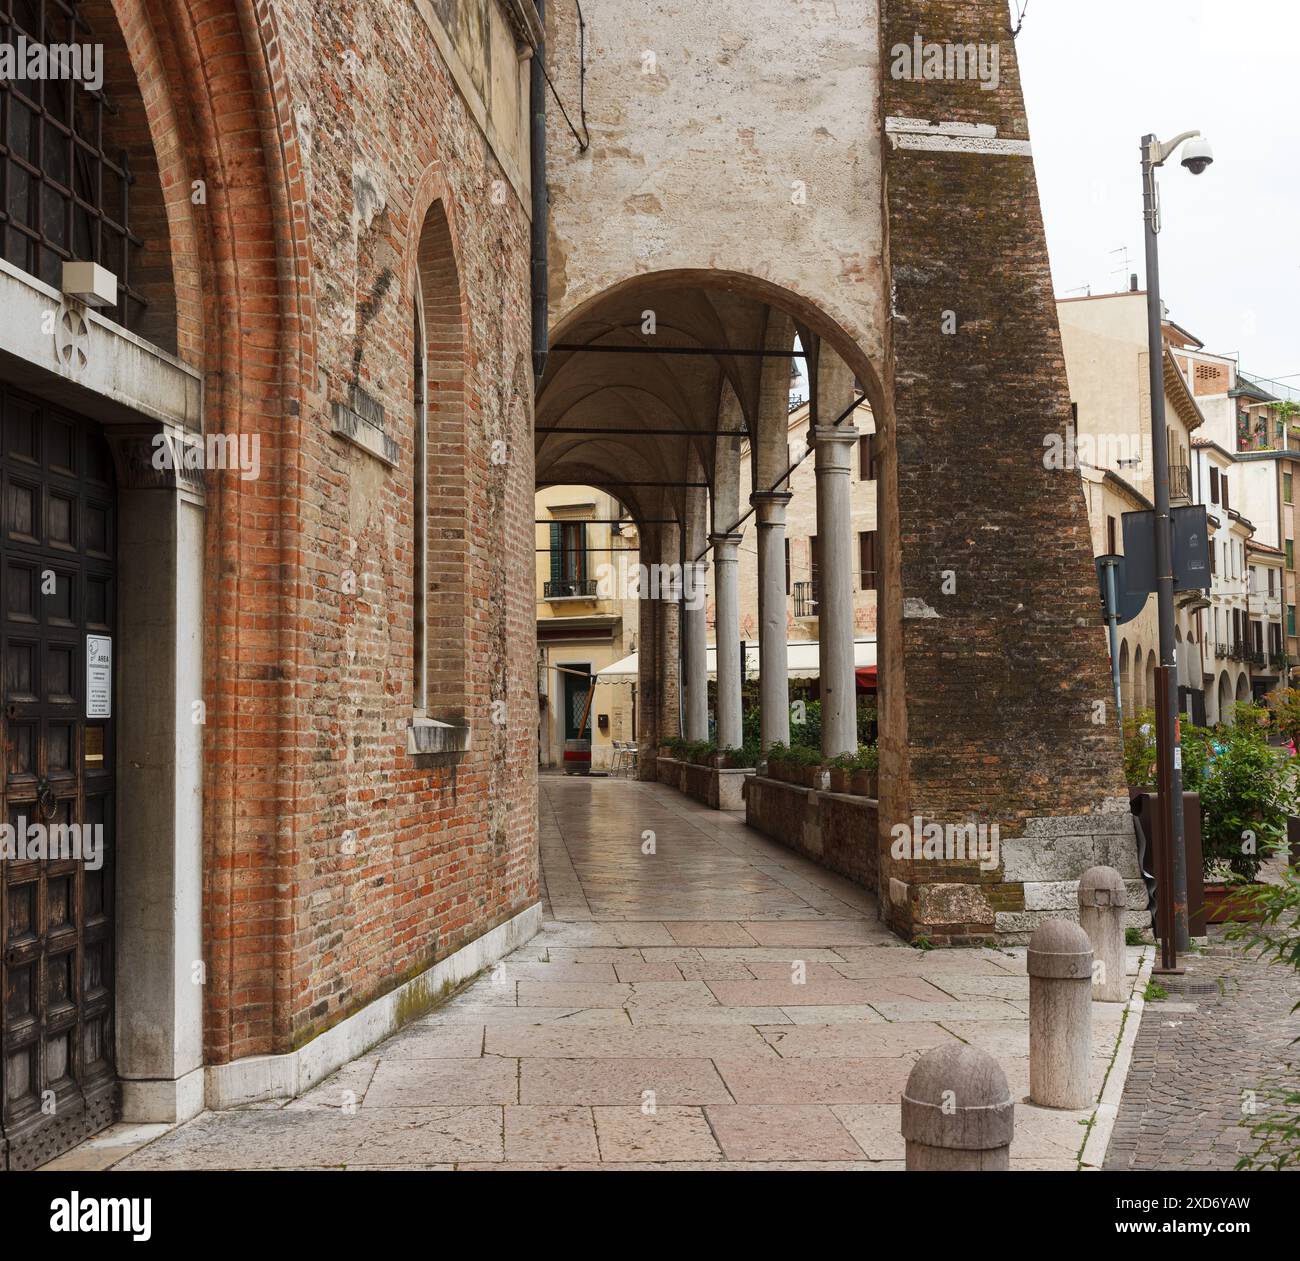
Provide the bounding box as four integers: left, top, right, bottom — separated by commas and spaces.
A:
102, 0, 538, 1062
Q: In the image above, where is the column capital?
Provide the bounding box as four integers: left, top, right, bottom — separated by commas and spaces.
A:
813, 424, 859, 476
710, 531, 744, 561
750, 489, 794, 527
812, 424, 860, 444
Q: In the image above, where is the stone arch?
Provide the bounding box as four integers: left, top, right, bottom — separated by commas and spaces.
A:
1217, 671, 1233, 723
1118, 639, 1131, 715
99, 0, 316, 1065
1146, 650, 1157, 714
1133, 642, 1145, 710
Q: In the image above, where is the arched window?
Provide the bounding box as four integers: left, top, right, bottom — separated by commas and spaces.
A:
411, 199, 467, 728
0, 0, 175, 345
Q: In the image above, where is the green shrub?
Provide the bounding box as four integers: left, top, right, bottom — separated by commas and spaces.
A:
1197, 724, 1291, 882
1122, 708, 1158, 788
790, 699, 821, 749
721, 741, 760, 769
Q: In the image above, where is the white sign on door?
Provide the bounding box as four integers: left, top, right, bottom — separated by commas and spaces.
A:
86, 634, 112, 718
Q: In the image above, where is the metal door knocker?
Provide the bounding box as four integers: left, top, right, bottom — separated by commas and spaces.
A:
35, 779, 58, 823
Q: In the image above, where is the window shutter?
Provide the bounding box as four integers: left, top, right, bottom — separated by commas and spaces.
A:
859, 434, 875, 480
859, 531, 877, 590
1210, 466, 1219, 503
1222, 476, 1230, 511
549, 523, 562, 583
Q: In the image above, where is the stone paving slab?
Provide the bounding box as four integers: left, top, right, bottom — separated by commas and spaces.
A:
98, 778, 1146, 1172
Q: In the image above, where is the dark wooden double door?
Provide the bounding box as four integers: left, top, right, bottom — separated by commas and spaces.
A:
0, 387, 117, 1170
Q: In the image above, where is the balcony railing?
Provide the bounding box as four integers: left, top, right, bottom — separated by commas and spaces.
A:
1169, 463, 1191, 501
545, 578, 598, 599
793, 580, 819, 619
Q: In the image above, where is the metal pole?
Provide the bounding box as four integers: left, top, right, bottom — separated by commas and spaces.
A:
1142, 133, 1190, 955
1102, 559, 1124, 730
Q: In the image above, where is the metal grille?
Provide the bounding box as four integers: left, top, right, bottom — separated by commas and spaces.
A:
0, 0, 146, 330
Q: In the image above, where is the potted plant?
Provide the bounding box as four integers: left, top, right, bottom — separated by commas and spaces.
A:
827, 753, 856, 793
850, 744, 879, 797
721, 741, 759, 770
765, 742, 791, 783
789, 744, 824, 789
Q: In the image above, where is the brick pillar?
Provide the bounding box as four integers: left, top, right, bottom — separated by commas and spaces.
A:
878, 0, 1131, 943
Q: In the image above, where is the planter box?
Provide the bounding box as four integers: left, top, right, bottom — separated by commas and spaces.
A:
744, 774, 879, 892
828, 768, 851, 794
850, 769, 878, 798
655, 756, 754, 810
1203, 882, 1271, 924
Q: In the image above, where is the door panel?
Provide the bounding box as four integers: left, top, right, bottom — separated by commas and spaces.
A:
1, 387, 117, 1170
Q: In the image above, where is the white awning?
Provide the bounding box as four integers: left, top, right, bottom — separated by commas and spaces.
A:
595, 639, 876, 684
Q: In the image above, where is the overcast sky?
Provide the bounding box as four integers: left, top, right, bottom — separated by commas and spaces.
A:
1013, 0, 1299, 387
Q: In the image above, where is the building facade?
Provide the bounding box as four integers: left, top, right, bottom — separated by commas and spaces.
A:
534, 484, 638, 770
2, 0, 1154, 1169
1057, 292, 1207, 723
0, 0, 541, 1169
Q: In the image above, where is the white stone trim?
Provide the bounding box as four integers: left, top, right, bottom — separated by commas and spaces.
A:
0, 256, 202, 428
203, 901, 542, 1110
885, 116, 1032, 156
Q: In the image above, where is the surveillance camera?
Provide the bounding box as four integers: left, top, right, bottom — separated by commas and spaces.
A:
1181, 136, 1214, 174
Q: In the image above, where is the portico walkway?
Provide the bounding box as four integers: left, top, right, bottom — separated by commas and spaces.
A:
94, 778, 1144, 1170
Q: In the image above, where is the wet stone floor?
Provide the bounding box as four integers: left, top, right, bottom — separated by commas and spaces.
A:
91, 777, 1142, 1170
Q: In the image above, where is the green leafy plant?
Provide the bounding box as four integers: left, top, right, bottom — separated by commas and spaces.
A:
1197, 723, 1291, 882
790, 699, 822, 749
1267, 687, 1300, 750
721, 741, 760, 770
1122, 708, 1158, 788
1125, 926, 1144, 946
1143, 981, 1168, 1002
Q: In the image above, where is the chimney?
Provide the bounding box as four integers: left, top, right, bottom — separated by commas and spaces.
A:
1130, 273, 1138, 292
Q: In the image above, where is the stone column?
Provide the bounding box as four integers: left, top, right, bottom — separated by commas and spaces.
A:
683, 559, 710, 742
636, 579, 659, 778
752, 491, 793, 750
712, 532, 744, 751
814, 425, 859, 757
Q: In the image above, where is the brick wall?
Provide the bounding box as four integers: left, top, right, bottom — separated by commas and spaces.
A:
104, 0, 540, 1061
878, 0, 1129, 940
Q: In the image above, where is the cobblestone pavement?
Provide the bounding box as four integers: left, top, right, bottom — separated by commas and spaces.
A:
1104, 931, 1300, 1171
83, 778, 1140, 1170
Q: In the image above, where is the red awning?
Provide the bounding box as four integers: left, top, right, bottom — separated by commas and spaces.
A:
856, 666, 877, 690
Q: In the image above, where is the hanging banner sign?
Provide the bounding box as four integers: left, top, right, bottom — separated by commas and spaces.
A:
86, 634, 112, 718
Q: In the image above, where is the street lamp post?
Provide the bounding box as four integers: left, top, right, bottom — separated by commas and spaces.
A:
1140, 129, 1213, 963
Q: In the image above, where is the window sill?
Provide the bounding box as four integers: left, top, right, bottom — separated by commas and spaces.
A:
408, 715, 472, 756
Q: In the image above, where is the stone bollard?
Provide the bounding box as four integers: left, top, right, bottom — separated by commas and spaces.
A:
1078, 865, 1127, 1003
1027, 919, 1094, 1110
900, 1043, 1015, 1170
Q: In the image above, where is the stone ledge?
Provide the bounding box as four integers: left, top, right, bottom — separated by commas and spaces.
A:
407, 716, 472, 756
